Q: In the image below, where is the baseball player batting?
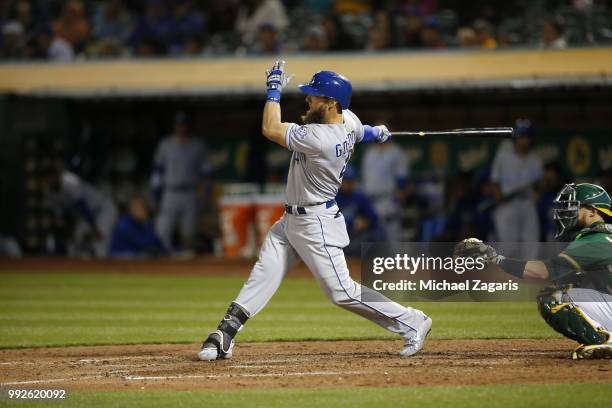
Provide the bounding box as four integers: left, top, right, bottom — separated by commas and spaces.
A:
198, 60, 432, 361
454, 183, 612, 359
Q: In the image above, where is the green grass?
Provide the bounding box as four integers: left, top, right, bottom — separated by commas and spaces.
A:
3, 385, 611, 408
0, 272, 559, 348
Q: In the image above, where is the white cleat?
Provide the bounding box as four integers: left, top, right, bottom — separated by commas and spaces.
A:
197, 346, 219, 361
400, 316, 432, 357
197, 330, 234, 361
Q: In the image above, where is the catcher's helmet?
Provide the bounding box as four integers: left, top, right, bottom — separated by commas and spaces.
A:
298, 71, 352, 109
553, 183, 612, 238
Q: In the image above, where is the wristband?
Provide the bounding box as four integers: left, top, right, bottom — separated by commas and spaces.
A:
266, 89, 281, 103
498, 258, 527, 278
361, 125, 380, 143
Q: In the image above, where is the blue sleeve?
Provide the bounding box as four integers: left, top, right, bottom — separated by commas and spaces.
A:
361, 125, 380, 144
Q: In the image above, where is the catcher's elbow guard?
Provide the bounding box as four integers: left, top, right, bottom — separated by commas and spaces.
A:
537, 289, 609, 345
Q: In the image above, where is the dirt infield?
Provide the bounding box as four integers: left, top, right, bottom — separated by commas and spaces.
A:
1, 339, 610, 391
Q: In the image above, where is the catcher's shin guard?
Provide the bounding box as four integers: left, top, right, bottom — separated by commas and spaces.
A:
537, 290, 610, 346
198, 302, 250, 361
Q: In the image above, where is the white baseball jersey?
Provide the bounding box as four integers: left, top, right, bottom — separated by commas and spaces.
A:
284, 109, 364, 205
491, 141, 543, 194
154, 137, 208, 188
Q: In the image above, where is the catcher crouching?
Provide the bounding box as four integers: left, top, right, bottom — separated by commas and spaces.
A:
454, 183, 612, 359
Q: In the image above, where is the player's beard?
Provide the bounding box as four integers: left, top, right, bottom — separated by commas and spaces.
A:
301, 105, 326, 124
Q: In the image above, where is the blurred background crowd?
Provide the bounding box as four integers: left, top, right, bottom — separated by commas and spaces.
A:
1, 0, 612, 61
1, 1, 611, 260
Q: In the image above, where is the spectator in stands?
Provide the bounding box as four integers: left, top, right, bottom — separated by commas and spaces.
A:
541, 18, 567, 48
403, 14, 424, 47
109, 195, 165, 258
236, 0, 288, 48
336, 165, 382, 255
36, 25, 75, 61
184, 34, 204, 56
1, 21, 24, 58
301, 25, 328, 52
205, 0, 239, 35
53, 0, 90, 53
398, 0, 438, 17
367, 22, 391, 50
303, 0, 333, 14
322, 14, 356, 50
367, 7, 392, 50
473, 19, 497, 49
250, 23, 280, 54
168, 0, 204, 55
420, 16, 445, 48
14, 1, 34, 33
92, 0, 131, 57
130, 0, 171, 55
457, 26, 479, 47
334, 0, 371, 15
6, 0, 612, 60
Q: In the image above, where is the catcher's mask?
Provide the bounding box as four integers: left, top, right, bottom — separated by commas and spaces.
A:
553, 183, 580, 239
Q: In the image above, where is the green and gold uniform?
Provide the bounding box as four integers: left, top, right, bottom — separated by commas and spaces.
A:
544, 222, 612, 293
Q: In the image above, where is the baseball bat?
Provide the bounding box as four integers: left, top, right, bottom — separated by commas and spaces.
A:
392, 127, 515, 139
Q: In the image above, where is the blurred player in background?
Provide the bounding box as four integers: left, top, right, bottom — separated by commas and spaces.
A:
335, 165, 383, 255
151, 111, 209, 255
109, 195, 165, 258
41, 164, 117, 258
455, 182, 612, 359
490, 119, 543, 258
362, 134, 409, 242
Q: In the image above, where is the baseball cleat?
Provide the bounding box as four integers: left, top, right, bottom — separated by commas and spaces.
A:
571, 344, 612, 360
198, 330, 234, 361
400, 316, 432, 357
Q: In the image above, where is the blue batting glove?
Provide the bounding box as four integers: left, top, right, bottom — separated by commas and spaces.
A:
266, 60, 294, 103
375, 125, 392, 143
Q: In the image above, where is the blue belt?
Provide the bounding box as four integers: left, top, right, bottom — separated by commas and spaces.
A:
285, 199, 336, 215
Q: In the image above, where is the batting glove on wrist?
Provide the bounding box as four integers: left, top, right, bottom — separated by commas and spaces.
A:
453, 238, 505, 265
375, 125, 392, 143
266, 60, 294, 102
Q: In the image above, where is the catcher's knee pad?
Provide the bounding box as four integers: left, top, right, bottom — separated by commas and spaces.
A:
537, 290, 609, 345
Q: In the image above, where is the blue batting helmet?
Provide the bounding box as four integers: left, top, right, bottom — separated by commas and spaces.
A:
298, 71, 352, 110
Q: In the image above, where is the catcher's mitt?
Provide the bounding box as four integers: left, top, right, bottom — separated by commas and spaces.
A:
453, 238, 504, 264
